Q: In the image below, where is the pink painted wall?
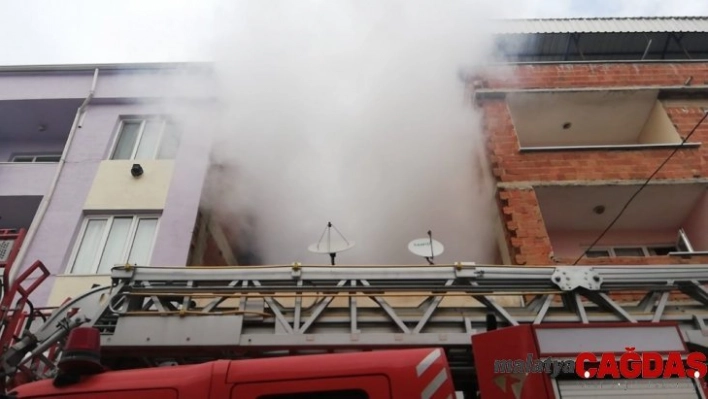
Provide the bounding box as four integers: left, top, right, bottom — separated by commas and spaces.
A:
682, 192, 708, 252
549, 229, 678, 258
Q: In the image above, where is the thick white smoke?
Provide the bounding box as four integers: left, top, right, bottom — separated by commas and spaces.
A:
199, 1, 505, 265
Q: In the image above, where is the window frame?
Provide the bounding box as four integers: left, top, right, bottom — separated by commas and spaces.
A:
109, 116, 172, 161
585, 244, 680, 258
10, 154, 62, 163
66, 214, 160, 275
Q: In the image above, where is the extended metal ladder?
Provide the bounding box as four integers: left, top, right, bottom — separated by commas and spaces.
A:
3, 263, 708, 389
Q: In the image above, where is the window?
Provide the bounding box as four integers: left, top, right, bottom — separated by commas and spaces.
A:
10, 154, 62, 163
69, 215, 159, 274
111, 117, 180, 161
585, 245, 679, 258
258, 390, 369, 399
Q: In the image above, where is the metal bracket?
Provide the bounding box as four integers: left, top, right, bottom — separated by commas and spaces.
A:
551, 267, 601, 291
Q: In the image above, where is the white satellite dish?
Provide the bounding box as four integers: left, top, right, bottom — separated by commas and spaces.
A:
308, 222, 355, 265
408, 230, 444, 265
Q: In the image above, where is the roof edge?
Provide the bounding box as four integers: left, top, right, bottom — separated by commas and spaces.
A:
494, 16, 708, 22
0, 62, 214, 73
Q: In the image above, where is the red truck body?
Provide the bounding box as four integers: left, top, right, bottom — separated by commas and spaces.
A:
12, 348, 456, 399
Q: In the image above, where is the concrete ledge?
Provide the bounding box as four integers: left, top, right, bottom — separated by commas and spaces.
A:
474, 85, 708, 100
47, 274, 111, 307
497, 178, 708, 190
519, 142, 701, 153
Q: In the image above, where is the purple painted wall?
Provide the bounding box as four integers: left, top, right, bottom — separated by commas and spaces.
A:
1, 66, 215, 305
0, 163, 57, 196
150, 105, 213, 267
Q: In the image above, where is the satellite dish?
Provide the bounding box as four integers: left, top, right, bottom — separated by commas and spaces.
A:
408, 230, 444, 265
308, 222, 355, 265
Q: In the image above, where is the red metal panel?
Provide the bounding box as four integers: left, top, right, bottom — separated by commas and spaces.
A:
472, 325, 555, 399
13, 361, 217, 398
225, 348, 455, 399
230, 375, 392, 399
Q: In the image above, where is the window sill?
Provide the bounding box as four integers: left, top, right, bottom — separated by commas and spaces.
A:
668, 251, 708, 257
519, 142, 701, 153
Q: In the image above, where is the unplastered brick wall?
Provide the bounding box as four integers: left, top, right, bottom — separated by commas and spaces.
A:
498, 188, 553, 265
500, 182, 708, 266
481, 62, 708, 268
484, 101, 707, 183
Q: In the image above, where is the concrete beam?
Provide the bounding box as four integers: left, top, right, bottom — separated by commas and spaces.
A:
497, 178, 708, 190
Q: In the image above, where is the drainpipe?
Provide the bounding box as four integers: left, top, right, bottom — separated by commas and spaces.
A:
8, 68, 100, 288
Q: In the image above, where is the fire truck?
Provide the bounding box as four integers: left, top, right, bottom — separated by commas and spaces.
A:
1, 232, 708, 398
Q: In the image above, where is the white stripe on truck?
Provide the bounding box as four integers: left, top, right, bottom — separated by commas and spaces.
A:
421, 368, 448, 399
416, 349, 442, 377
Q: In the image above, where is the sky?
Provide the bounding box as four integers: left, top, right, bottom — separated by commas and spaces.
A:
0, 0, 707, 66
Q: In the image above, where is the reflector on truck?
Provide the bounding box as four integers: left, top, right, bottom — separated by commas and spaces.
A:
556, 378, 703, 399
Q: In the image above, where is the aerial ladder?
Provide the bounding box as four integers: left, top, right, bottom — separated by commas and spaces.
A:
2, 262, 708, 398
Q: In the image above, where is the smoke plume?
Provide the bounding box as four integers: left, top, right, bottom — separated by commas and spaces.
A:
199, 1, 509, 265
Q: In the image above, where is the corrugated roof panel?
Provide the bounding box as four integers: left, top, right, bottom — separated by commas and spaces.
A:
496, 17, 708, 34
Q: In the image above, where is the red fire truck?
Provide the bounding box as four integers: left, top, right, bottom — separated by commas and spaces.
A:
2, 257, 708, 398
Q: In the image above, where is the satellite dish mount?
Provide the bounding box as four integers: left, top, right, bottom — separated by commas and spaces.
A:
308, 222, 356, 266
408, 230, 445, 265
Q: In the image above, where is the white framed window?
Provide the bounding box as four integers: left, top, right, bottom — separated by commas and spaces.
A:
10, 154, 62, 163
586, 245, 679, 258
68, 215, 160, 274
585, 229, 696, 258
110, 116, 180, 161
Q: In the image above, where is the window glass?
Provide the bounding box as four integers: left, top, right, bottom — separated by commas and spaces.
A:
72, 219, 107, 274
12, 156, 34, 162
647, 246, 677, 256
127, 218, 158, 265
613, 247, 645, 257
157, 123, 181, 159
135, 120, 164, 159
113, 121, 142, 159
586, 250, 610, 258
35, 155, 61, 162
70, 216, 160, 274
97, 217, 132, 273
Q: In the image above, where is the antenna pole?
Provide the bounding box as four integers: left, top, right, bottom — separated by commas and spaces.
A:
329, 253, 336, 266
427, 230, 435, 265
327, 222, 332, 253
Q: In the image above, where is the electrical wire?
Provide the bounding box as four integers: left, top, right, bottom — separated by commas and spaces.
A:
573, 110, 708, 265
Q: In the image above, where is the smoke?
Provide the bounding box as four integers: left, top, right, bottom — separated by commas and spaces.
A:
197, 0, 506, 265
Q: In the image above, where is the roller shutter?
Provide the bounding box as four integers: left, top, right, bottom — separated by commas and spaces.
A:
557, 378, 702, 398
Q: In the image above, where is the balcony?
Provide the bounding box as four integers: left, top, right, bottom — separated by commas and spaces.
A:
0, 196, 42, 231
536, 183, 708, 262
507, 89, 691, 151
0, 98, 81, 196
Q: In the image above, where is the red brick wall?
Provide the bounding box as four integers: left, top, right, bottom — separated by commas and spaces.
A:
480, 63, 708, 267
485, 101, 707, 183
498, 188, 552, 265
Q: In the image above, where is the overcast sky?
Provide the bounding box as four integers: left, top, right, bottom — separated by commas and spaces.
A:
0, 0, 707, 66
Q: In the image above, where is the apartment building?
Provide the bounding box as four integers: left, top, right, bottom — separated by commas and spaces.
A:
0, 63, 234, 307
477, 17, 708, 268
